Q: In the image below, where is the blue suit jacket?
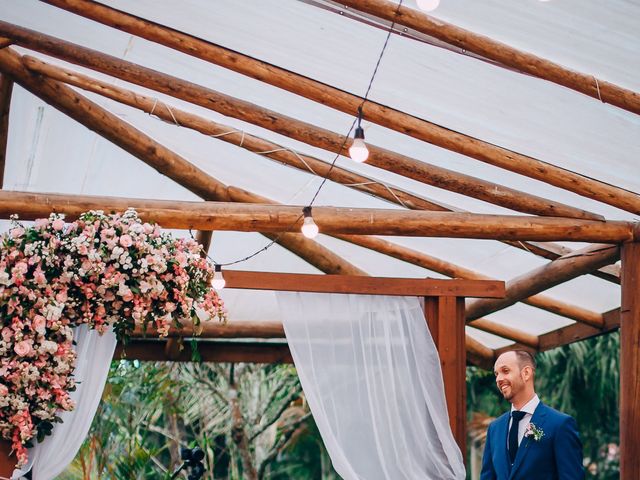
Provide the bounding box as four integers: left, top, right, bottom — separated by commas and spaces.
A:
480, 403, 584, 480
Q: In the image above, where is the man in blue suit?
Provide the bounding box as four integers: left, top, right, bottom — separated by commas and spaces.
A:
481, 350, 584, 480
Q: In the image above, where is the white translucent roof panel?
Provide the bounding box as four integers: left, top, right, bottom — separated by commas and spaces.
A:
0, 0, 635, 349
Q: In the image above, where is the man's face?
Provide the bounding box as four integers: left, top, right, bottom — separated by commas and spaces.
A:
494, 352, 525, 402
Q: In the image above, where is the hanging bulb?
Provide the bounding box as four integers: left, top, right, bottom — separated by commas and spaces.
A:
349, 126, 369, 163
349, 106, 369, 163
416, 0, 440, 12
301, 206, 319, 239
212, 264, 226, 290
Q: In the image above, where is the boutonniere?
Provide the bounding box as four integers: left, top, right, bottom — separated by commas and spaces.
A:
525, 422, 544, 442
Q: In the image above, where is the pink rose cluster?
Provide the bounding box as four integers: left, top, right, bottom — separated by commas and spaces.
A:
0, 210, 226, 466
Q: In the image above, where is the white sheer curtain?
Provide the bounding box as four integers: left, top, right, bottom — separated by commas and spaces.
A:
276, 292, 465, 480
12, 325, 117, 480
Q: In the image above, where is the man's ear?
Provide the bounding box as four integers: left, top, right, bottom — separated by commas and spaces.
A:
521, 365, 533, 382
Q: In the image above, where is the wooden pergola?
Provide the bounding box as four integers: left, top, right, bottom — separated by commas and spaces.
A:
0, 0, 638, 477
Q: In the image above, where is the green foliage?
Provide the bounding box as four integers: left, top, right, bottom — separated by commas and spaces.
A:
59, 361, 337, 480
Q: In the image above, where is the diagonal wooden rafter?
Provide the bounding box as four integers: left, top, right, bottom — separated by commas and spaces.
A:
336, 0, 640, 116
0, 46, 364, 277
466, 244, 621, 322
25, 3, 640, 214
0, 21, 608, 222
0, 46, 500, 362
0, 73, 12, 188
21, 55, 619, 285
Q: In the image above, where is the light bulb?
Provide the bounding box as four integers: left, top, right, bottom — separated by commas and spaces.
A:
349, 126, 369, 163
301, 207, 319, 239
416, 0, 440, 12
212, 264, 226, 290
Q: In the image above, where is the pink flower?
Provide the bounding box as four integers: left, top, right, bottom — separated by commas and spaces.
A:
10, 227, 25, 238
14, 340, 33, 357
34, 218, 49, 228
52, 218, 65, 231
1, 327, 12, 342
32, 315, 46, 334
0, 384, 8, 396
119, 235, 133, 248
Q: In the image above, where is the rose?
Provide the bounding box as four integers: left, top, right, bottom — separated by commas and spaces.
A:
119, 235, 133, 248
32, 315, 46, 334
14, 340, 33, 357
52, 218, 65, 231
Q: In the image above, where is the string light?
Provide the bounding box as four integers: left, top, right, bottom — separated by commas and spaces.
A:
194, 1, 403, 276
349, 106, 369, 163
212, 264, 226, 290
416, 0, 440, 12
301, 206, 319, 239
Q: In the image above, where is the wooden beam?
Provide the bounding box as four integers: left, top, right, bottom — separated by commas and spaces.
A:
22, 55, 450, 213
534, 308, 620, 352
133, 321, 286, 339
0, 73, 12, 188
425, 296, 466, 453
466, 244, 621, 322
339, 234, 603, 327
1, 25, 606, 220
223, 270, 504, 298
0, 46, 365, 277
339, 0, 640, 115
465, 335, 495, 370
621, 242, 640, 479
468, 318, 538, 349
24, 5, 640, 214
505, 240, 620, 285
0, 190, 635, 242
116, 340, 294, 364
26, 57, 619, 284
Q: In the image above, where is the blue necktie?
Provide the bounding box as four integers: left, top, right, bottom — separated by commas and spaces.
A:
509, 411, 527, 464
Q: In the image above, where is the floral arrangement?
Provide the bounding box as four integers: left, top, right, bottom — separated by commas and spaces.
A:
0, 209, 226, 466
525, 422, 544, 442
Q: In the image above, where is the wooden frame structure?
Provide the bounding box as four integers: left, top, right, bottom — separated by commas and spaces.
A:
0, 0, 639, 476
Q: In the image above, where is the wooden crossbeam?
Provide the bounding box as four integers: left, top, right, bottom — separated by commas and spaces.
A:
338, 0, 640, 115
0, 23, 605, 221
222, 270, 504, 298
0, 190, 634, 242
23, 4, 640, 214
466, 244, 620, 323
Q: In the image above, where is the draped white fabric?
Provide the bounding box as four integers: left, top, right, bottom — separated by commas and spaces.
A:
12, 325, 117, 480
276, 292, 465, 480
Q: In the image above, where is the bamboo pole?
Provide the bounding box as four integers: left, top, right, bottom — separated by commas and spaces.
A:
24, 57, 620, 286
0, 46, 365, 277
0, 190, 634, 242
0, 23, 608, 221
339, 0, 640, 115
0, 73, 11, 188
26, 4, 640, 214
465, 244, 620, 322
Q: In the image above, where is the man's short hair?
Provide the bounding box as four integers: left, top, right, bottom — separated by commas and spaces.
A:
513, 350, 536, 372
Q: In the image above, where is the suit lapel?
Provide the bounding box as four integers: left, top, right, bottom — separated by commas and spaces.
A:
509, 403, 548, 479
498, 413, 511, 478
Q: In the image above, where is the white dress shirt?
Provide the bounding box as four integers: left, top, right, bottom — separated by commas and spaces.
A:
508, 393, 540, 447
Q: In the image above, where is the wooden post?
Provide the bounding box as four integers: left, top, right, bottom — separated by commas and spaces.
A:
620, 241, 640, 479
424, 296, 467, 454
